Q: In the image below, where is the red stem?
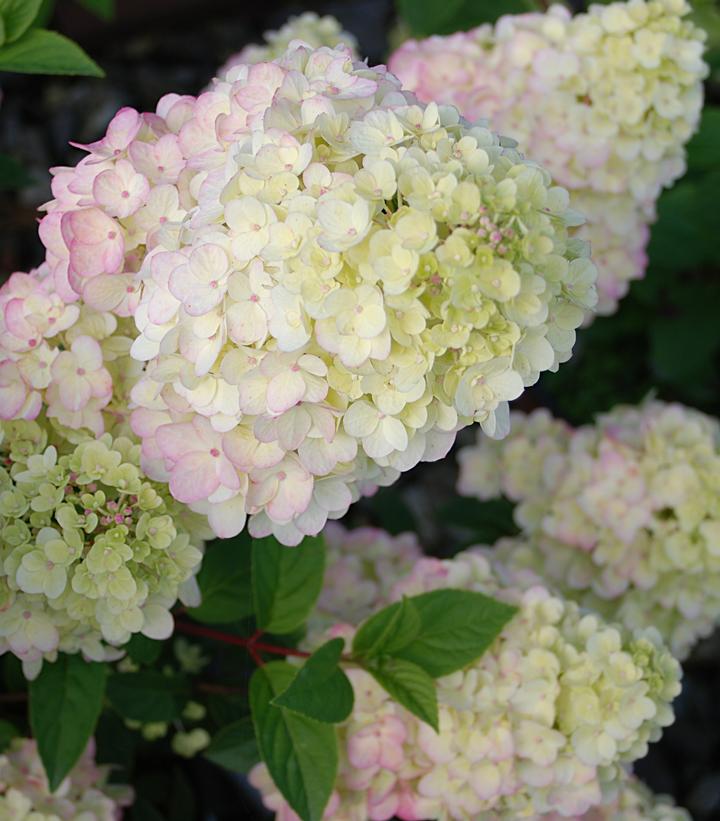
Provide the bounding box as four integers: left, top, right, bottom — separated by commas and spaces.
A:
175, 620, 311, 659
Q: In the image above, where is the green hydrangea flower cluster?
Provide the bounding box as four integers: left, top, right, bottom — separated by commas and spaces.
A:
0, 419, 209, 678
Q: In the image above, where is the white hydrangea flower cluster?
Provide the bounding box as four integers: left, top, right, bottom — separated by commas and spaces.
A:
0, 737, 132, 820
316, 521, 423, 626
251, 547, 681, 820
458, 400, 720, 659
389, 0, 707, 313
216, 12, 358, 76
0, 418, 208, 678
36, 43, 596, 545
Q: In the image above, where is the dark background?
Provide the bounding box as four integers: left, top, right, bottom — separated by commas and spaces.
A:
1, 0, 719, 818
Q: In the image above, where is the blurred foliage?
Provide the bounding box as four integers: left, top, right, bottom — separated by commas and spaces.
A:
76, 0, 115, 20
396, 0, 536, 36
0, 0, 103, 77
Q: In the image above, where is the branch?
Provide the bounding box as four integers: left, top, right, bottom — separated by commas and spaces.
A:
174, 620, 311, 660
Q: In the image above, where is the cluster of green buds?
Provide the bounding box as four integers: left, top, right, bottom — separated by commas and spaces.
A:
0, 418, 209, 678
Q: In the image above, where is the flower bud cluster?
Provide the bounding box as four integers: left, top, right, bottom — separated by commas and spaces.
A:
458, 401, 720, 658
0, 264, 141, 438
216, 12, 358, 76
0, 737, 132, 820
251, 547, 681, 820
34, 43, 596, 544
389, 0, 707, 313
0, 419, 208, 678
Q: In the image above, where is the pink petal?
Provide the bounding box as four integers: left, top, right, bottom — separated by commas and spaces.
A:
155, 422, 203, 461
169, 451, 219, 503
266, 369, 306, 415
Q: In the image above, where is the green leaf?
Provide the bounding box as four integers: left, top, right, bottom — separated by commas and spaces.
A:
0, 28, 103, 76
0, 152, 34, 191
366, 657, 438, 731
204, 717, 259, 773
0, 0, 43, 42
354, 590, 517, 678
76, 0, 115, 20
252, 535, 325, 635
352, 596, 421, 659
0, 718, 19, 752
273, 639, 353, 724
29, 656, 107, 790
250, 661, 337, 821
190, 534, 254, 624
126, 634, 163, 665
392, 589, 517, 677
106, 671, 189, 722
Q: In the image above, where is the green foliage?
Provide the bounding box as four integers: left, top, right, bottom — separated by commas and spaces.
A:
438, 497, 519, 547
0, 28, 103, 75
362, 485, 417, 533
252, 535, 326, 634
365, 657, 439, 730
106, 671, 190, 722
190, 534, 254, 624
250, 661, 338, 821
2, 149, 36, 192
204, 717, 259, 773
126, 634, 163, 666
0, 0, 43, 43
352, 595, 422, 659
354, 588, 517, 677
0, 718, 20, 752
396, 0, 534, 36
76, 0, 115, 20
29, 656, 107, 790
273, 639, 354, 723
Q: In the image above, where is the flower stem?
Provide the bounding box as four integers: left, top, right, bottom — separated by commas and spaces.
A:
174, 620, 311, 660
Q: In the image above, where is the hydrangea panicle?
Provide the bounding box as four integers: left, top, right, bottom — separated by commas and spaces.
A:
31, 43, 595, 544
389, 0, 707, 314
458, 400, 720, 658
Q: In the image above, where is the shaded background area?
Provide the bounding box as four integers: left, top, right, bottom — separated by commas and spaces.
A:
1, 0, 720, 819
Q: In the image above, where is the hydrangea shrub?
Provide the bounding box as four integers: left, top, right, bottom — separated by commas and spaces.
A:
389, 0, 707, 313
458, 401, 720, 658
0, 6, 712, 820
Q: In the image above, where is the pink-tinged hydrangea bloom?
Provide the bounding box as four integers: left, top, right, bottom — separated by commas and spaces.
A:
314, 522, 423, 627
216, 12, 358, 77
458, 400, 720, 659
0, 737, 133, 819
251, 543, 681, 820
389, 0, 707, 314
0, 264, 140, 439
0, 419, 209, 678
38, 42, 595, 543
